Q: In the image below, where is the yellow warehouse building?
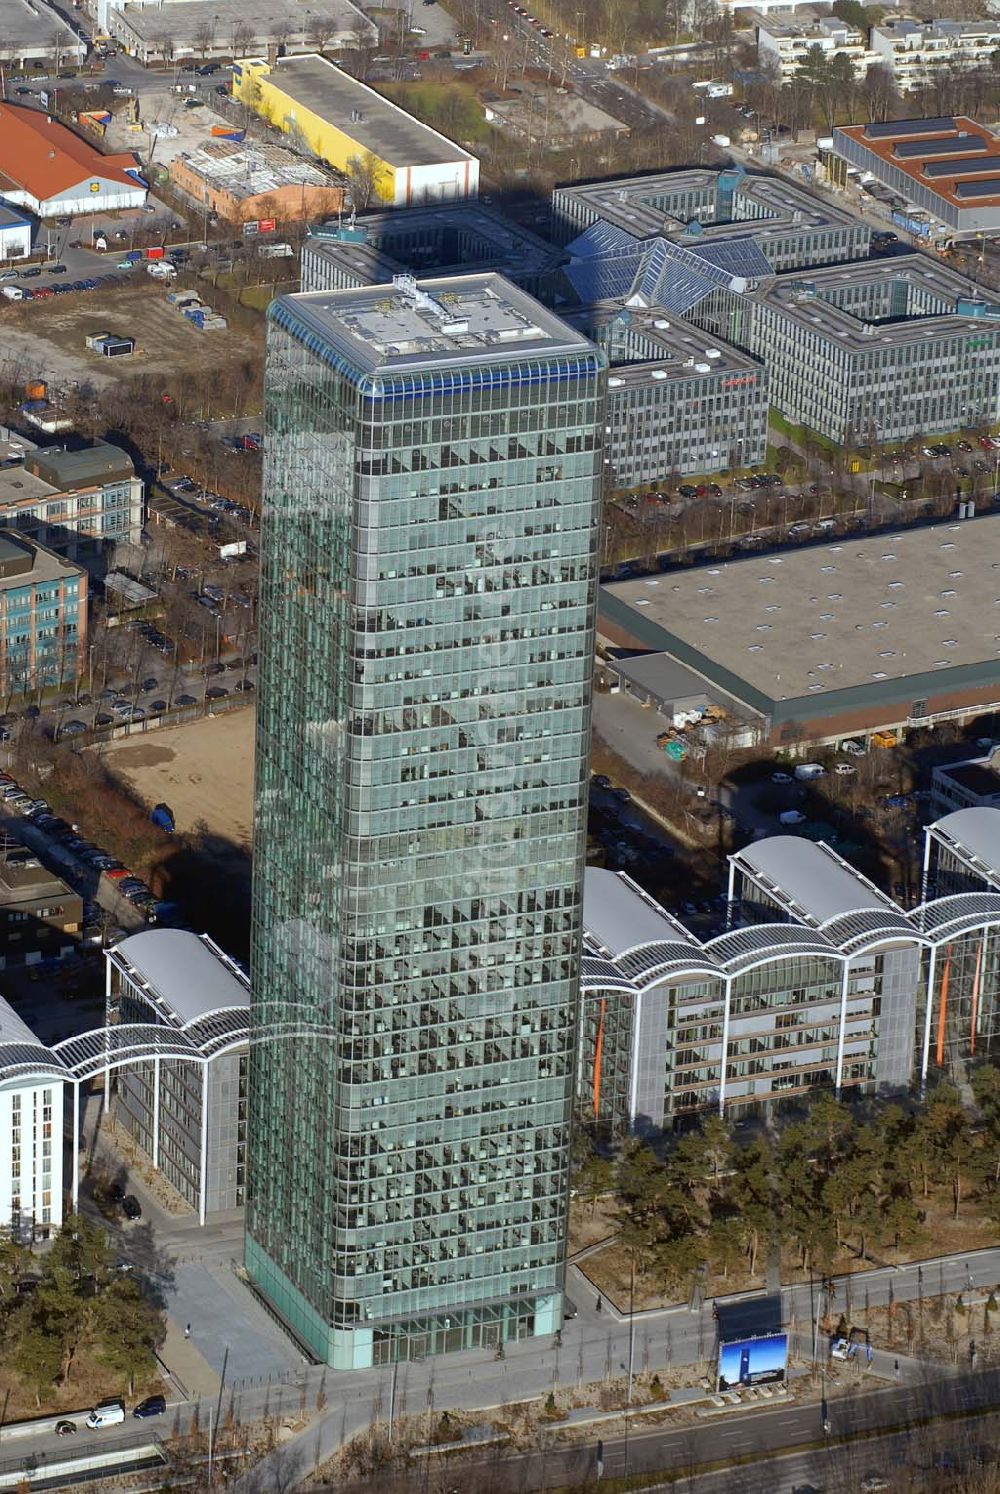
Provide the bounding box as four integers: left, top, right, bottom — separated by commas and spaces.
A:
233, 54, 479, 208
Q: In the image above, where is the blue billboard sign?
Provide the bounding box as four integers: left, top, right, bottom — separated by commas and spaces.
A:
717, 1332, 788, 1392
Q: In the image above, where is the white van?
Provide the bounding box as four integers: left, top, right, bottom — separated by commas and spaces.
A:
86, 1400, 125, 1429
1, 286, 23, 300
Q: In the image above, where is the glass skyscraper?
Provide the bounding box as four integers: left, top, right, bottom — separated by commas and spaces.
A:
247, 272, 606, 1369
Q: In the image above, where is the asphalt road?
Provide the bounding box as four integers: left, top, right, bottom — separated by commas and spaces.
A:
339, 1368, 1000, 1493
491, 4, 670, 130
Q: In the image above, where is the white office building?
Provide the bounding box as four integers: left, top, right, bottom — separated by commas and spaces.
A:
580, 813, 1000, 1135
0, 998, 65, 1240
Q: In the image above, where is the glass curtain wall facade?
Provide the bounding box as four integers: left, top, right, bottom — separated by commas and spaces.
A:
247, 281, 606, 1369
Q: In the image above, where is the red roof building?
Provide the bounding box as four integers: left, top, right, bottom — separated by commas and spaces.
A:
0, 104, 147, 217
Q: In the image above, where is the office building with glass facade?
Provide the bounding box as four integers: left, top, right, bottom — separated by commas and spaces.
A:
579, 815, 1000, 1137
105, 930, 250, 1223
692, 254, 1000, 443
248, 272, 606, 1369
568, 303, 768, 485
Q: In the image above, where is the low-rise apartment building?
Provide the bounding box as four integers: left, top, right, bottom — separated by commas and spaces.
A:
871, 20, 1000, 92
0, 439, 145, 559
0, 532, 86, 697
756, 11, 881, 81
0, 833, 82, 968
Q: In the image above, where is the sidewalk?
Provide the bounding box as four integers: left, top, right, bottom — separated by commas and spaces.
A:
160, 1317, 221, 1400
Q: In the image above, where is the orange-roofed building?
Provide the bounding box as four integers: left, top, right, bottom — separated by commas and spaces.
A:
0, 103, 147, 217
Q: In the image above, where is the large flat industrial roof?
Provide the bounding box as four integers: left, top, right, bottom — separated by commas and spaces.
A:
601, 514, 1000, 718
113, 0, 374, 56
835, 118, 1000, 212
273, 272, 593, 375
264, 54, 475, 169
0, 0, 84, 59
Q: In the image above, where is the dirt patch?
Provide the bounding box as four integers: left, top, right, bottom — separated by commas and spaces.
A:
105, 744, 177, 770
0, 280, 259, 390
99, 710, 255, 846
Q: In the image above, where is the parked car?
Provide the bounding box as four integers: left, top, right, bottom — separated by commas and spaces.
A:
134, 1395, 167, 1419
121, 1195, 142, 1220
55, 1420, 77, 1436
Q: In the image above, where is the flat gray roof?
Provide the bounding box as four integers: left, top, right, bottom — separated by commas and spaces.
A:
603, 514, 1000, 714
27, 440, 134, 490
930, 806, 1000, 885
0, 0, 85, 58
305, 201, 564, 281
275, 272, 593, 375
583, 868, 696, 955
0, 532, 80, 589
609, 650, 758, 721
755, 253, 1000, 353
553, 168, 860, 244
734, 837, 898, 925
112, 1, 374, 55
267, 54, 474, 169
113, 929, 249, 1028
0, 468, 53, 508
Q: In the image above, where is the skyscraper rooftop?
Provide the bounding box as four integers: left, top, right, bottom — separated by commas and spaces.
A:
280, 272, 593, 373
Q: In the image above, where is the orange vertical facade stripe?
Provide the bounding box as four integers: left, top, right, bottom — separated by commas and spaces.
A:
970, 937, 984, 1057
593, 999, 606, 1117
936, 948, 952, 1068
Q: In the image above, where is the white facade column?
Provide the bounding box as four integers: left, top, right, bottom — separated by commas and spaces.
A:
71, 1082, 80, 1212
718, 975, 732, 1115
198, 1063, 209, 1227
920, 942, 938, 1094
726, 860, 736, 929
103, 956, 113, 1112
151, 1056, 160, 1169
834, 960, 851, 1095
920, 829, 934, 912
